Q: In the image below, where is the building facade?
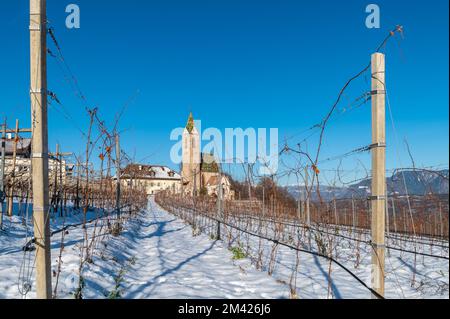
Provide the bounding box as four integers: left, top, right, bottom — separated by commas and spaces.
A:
121, 164, 181, 195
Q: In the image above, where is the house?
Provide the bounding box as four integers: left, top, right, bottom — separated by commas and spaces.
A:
121, 164, 181, 195
204, 174, 234, 200
1, 138, 72, 184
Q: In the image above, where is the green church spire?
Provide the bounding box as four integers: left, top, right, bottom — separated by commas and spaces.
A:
186, 112, 194, 133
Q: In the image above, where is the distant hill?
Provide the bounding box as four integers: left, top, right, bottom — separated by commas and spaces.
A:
285, 169, 449, 201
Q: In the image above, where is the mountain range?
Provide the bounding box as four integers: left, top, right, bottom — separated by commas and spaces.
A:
285, 169, 449, 201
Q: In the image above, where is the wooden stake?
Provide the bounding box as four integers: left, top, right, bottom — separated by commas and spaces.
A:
352, 195, 356, 231
30, 0, 51, 299
391, 197, 397, 234
217, 169, 222, 240
333, 198, 338, 225
53, 144, 59, 214
305, 165, 310, 226
370, 52, 386, 298
58, 145, 64, 217
0, 121, 6, 229
7, 120, 20, 216
115, 134, 121, 218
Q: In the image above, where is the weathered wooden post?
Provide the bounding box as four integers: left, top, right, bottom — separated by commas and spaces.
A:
0, 121, 6, 229
391, 197, 397, 234
305, 165, 311, 226
352, 194, 356, 232
7, 120, 20, 216
216, 171, 223, 240
115, 134, 121, 218
30, 0, 52, 299
370, 52, 386, 298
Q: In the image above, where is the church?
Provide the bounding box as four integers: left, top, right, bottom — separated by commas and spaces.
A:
181, 113, 234, 200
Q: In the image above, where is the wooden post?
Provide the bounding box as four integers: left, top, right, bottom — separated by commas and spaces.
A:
333, 198, 338, 225
351, 195, 356, 231
391, 197, 397, 234
305, 165, 310, 226
305, 165, 311, 249
262, 186, 265, 218
385, 193, 390, 238
403, 207, 407, 233
370, 52, 386, 298
53, 144, 59, 214
193, 168, 197, 197
216, 170, 222, 240
58, 146, 64, 217
30, 0, 51, 299
7, 120, 20, 216
0, 121, 6, 229
115, 134, 121, 218
75, 158, 80, 210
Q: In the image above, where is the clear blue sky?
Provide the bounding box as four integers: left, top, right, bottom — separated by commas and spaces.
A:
0, 0, 448, 184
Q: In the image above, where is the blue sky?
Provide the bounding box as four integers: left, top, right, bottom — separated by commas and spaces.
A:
0, 0, 448, 184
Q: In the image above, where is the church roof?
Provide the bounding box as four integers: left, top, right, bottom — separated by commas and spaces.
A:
205, 175, 230, 186
205, 175, 219, 186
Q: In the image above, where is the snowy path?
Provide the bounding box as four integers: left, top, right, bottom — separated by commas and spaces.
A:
119, 200, 287, 298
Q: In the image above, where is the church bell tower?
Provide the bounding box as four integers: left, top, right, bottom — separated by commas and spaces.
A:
182, 112, 201, 195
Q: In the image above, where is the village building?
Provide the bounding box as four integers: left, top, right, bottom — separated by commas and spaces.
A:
121, 164, 181, 195
1, 138, 73, 184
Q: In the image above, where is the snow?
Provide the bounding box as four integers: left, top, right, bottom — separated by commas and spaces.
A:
0, 198, 448, 299
161, 204, 449, 299
226, 220, 448, 299
0, 200, 287, 299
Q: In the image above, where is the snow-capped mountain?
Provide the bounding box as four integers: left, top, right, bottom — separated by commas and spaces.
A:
285, 169, 449, 200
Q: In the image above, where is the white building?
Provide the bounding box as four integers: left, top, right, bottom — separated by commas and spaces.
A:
121, 164, 181, 195
1, 138, 72, 184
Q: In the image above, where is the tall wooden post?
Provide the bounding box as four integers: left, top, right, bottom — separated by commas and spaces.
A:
75, 158, 80, 210
0, 121, 6, 229
53, 144, 59, 214
304, 165, 311, 249
216, 170, 222, 240
305, 165, 310, 226
351, 195, 356, 231
8, 120, 20, 216
193, 168, 197, 197
385, 193, 390, 238
391, 197, 397, 234
370, 52, 386, 298
333, 198, 338, 225
58, 146, 64, 216
115, 134, 121, 218
262, 187, 265, 218
30, 0, 51, 299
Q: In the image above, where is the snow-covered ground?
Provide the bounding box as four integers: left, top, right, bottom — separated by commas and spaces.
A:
160, 201, 450, 299
0, 200, 287, 299
0, 198, 448, 299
